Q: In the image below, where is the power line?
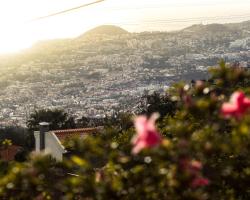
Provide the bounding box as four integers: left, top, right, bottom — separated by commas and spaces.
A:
30, 0, 105, 22
28, 1, 250, 25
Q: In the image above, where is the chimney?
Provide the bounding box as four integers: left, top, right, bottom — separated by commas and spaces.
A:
39, 122, 50, 151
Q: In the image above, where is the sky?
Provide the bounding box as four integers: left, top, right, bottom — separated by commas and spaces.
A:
0, 0, 250, 53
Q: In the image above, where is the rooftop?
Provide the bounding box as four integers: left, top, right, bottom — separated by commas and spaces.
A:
52, 127, 103, 141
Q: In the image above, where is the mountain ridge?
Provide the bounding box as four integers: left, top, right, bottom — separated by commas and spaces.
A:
79, 25, 129, 38
2, 20, 248, 56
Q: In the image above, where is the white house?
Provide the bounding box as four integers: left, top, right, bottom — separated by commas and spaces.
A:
34, 122, 102, 161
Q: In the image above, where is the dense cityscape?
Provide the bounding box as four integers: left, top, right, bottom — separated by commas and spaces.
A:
0, 21, 249, 126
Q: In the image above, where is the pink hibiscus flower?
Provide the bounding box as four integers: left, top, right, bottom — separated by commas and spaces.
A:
132, 113, 162, 154
180, 159, 203, 175
191, 177, 210, 188
221, 91, 250, 119
189, 160, 203, 174
180, 158, 210, 188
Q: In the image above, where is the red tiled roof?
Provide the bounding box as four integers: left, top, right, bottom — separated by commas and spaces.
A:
52, 127, 103, 142
0, 145, 22, 161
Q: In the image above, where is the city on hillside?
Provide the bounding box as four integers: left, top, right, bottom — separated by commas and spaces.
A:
0, 21, 250, 126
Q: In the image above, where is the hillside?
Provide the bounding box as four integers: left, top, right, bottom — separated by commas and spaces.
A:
182, 23, 231, 33
0, 21, 249, 126
80, 25, 128, 37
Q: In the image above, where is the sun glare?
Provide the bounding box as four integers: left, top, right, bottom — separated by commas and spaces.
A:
0, 0, 250, 53
0, 0, 128, 53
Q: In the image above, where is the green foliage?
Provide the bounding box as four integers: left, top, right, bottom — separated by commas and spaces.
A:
2, 62, 250, 199
27, 109, 76, 132
137, 91, 177, 118
0, 126, 31, 148
104, 112, 134, 132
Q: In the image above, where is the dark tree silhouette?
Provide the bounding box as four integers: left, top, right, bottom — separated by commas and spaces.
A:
76, 116, 91, 128
137, 91, 177, 118
105, 112, 133, 131
27, 109, 76, 132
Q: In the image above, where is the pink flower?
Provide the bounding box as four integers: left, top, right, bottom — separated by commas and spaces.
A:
180, 159, 203, 175
180, 159, 209, 188
190, 160, 203, 172
221, 91, 250, 119
191, 177, 210, 188
132, 113, 162, 154
183, 95, 193, 107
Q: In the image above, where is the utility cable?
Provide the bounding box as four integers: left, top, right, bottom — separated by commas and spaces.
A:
30, 0, 105, 22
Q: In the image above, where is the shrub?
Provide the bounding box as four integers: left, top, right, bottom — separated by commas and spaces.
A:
1, 62, 250, 199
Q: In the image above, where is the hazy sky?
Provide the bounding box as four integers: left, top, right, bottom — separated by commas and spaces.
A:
0, 0, 250, 53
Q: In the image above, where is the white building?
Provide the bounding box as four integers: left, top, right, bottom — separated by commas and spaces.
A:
34, 122, 102, 161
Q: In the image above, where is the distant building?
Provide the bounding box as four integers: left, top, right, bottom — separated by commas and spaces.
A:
34, 122, 103, 161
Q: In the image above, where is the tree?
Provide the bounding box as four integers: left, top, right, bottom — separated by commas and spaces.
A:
27, 109, 76, 132
76, 116, 91, 128
0, 126, 33, 151
137, 91, 177, 118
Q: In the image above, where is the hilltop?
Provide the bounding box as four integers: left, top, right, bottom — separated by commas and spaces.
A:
182, 21, 250, 34
182, 23, 231, 33
80, 25, 128, 38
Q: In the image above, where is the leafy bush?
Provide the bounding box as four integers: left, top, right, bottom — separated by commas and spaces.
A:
1, 62, 250, 199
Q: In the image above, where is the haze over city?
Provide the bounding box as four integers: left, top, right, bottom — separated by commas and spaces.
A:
0, 0, 250, 53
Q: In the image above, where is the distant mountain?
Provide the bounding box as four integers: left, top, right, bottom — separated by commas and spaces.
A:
80, 25, 128, 37
226, 20, 250, 30
1, 20, 249, 66
182, 23, 231, 33
182, 21, 250, 34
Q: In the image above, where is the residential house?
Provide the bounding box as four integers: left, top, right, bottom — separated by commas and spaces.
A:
34, 122, 103, 161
